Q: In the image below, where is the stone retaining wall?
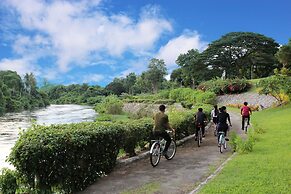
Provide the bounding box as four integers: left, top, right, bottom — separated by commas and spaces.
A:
216, 92, 278, 109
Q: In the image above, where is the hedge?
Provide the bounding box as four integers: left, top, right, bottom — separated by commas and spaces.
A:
8, 104, 212, 192
9, 123, 124, 193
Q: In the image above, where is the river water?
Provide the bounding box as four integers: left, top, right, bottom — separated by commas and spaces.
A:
0, 104, 97, 168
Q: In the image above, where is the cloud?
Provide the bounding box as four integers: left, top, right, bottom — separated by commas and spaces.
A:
4, 0, 172, 72
0, 58, 39, 75
83, 73, 105, 83
156, 31, 208, 69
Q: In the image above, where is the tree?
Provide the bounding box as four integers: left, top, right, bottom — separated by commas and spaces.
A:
201, 32, 280, 79
105, 78, 126, 95
144, 58, 167, 93
124, 73, 137, 94
170, 68, 183, 86
176, 49, 210, 88
276, 39, 291, 69
24, 73, 37, 96
257, 75, 291, 105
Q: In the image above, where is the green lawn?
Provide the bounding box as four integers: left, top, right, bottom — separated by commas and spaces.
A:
199, 104, 291, 194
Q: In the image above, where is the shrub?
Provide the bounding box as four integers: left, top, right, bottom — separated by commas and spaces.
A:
198, 78, 251, 94
0, 168, 18, 194
169, 88, 216, 105
257, 75, 291, 105
9, 123, 124, 193
121, 118, 153, 157
227, 104, 260, 111
95, 95, 123, 114
229, 130, 255, 153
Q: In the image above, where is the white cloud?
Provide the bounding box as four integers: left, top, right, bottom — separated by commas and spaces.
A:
0, 58, 39, 75
5, 0, 172, 72
83, 73, 105, 83
156, 31, 208, 69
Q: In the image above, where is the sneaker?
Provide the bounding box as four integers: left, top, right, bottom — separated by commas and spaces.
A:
225, 138, 229, 141
202, 135, 205, 137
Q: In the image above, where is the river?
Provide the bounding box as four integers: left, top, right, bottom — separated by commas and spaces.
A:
0, 104, 97, 168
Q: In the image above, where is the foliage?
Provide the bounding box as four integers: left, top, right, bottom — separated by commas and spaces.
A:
168, 88, 216, 106
0, 71, 49, 115
230, 131, 255, 153
256, 75, 291, 105
95, 95, 124, 114
105, 78, 126, 95
143, 58, 167, 93
200, 32, 279, 79
227, 103, 260, 111
46, 84, 108, 105
198, 78, 251, 94
9, 122, 124, 193
0, 168, 18, 194
175, 49, 211, 88
276, 38, 291, 69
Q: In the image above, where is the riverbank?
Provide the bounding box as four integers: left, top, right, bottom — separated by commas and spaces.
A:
0, 104, 97, 168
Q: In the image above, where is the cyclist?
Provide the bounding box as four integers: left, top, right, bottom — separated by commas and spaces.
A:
211, 105, 219, 136
153, 105, 175, 157
217, 106, 232, 145
241, 102, 252, 130
194, 108, 208, 140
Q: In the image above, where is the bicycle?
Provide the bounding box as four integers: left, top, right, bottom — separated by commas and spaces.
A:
149, 131, 176, 167
196, 123, 203, 147
213, 123, 218, 137
243, 117, 249, 133
218, 131, 227, 153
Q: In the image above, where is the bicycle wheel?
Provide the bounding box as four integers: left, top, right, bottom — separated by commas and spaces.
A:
244, 118, 248, 133
150, 142, 161, 167
219, 135, 224, 153
166, 140, 176, 160
224, 139, 227, 149
197, 129, 202, 147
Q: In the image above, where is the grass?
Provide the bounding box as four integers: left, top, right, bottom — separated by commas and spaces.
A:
121, 182, 160, 194
198, 103, 291, 194
95, 113, 130, 122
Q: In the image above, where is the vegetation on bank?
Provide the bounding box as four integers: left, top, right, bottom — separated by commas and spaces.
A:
0, 71, 49, 115
199, 104, 291, 194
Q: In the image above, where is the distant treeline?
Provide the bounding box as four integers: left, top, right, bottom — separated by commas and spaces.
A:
0, 71, 49, 115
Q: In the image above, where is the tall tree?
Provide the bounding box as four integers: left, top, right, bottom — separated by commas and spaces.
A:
105, 78, 126, 95
176, 49, 210, 88
144, 58, 167, 93
201, 32, 280, 79
24, 73, 37, 96
124, 73, 137, 94
276, 39, 291, 69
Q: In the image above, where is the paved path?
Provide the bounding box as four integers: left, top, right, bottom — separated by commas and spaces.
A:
78, 111, 243, 194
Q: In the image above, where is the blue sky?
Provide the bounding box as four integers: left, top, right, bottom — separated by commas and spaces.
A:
0, 0, 290, 86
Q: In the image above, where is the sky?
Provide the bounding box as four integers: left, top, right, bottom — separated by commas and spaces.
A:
0, 0, 290, 87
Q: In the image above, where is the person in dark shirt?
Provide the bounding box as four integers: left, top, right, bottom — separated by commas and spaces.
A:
194, 108, 208, 139
153, 105, 175, 157
217, 106, 232, 143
